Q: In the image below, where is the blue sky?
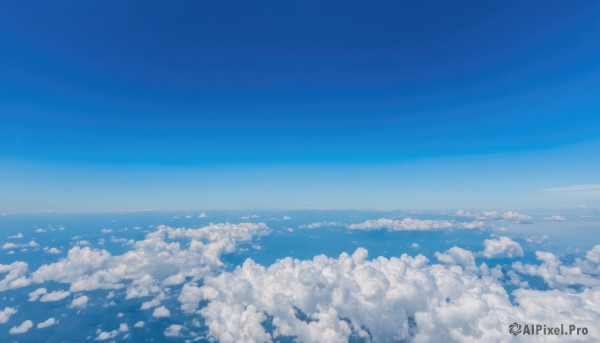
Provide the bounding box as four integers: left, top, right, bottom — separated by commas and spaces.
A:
1, 0, 599, 211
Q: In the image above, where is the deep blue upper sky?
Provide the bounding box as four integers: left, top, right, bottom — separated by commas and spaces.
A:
1, 1, 599, 210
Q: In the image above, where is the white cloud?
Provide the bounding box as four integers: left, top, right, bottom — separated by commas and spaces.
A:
164, 324, 185, 337
547, 215, 565, 221
299, 222, 342, 229
480, 236, 524, 258
0, 261, 31, 291
35, 228, 47, 233
455, 210, 531, 222
70, 295, 89, 309
9, 320, 33, 334
348, 218, 454, 231
501, 211, 531, 222
31, 223, 270, 297
28, 287, 47, 301
140, 296, 162, 310
460, 221, 485, 229
282, 216, 292, 220
45, 247, 62, 254
134, 321, 145, 328
95, 329, 119, 341
435, 247, 476, 269
37, 318, 57, 329
101, 229, 112, 234
152, 306, 170, 318
7, 233, 23, 239
512, 247, 600, 289
40, 290, 71, 302
0, 307, 17, 324
2, 243, 18, 249
198, 212, 208, 218
182, 245, 600, 343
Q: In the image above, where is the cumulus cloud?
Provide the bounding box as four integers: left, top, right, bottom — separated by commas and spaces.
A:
547, 215, 565, 221
348, 218, 455, 231
2, 243, 18, 249
299, 222, 342, 229
198, 212, 208, 218
0, 307, 17, 324
164, 324, 185, 337
512, 248, 600, 289
40, 290, 71, 302
180, 245, 600, 343
95, 329, 119, 341
30, 223, 270, 298
44, 247, 62, 254
7, 233, 23, 239
0, 261, 30, 291
435, 247, 476, 269
479, 236, 524, 258
152, 306, 170, 318
70, 295, 89, 309
455, 210, 532, 222
9, 320, 33, 334
37, 318, 57, 329
28, 287, 47, 301
134, 321, 145, 328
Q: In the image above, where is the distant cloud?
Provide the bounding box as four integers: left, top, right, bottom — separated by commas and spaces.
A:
455, 210, 531, 222
348, 218, 454, 231
299, 221, 342, 229
7, 233, 23, 239
198, 212, 208, 218
546, 215, 565, 221
9, 320, 33, 334
37, 318, 57, 329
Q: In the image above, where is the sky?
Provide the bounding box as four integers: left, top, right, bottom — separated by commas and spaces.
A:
1, 0, 599, 211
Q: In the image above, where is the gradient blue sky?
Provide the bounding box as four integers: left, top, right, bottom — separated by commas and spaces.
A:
1, 0, 599, 211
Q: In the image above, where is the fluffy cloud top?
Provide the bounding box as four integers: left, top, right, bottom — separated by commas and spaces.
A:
152, 306, 170, 318
0, 261, 30, 292
512, 249, 600, 289
70, 295, 89, 309
37, 317, 57, 329
179, 244, 600, 343
480, 236, 524, 258
0, 307, 17, 324
30, 223, 270, 298
9, 320, 33, 334
40, 290, 71, 302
